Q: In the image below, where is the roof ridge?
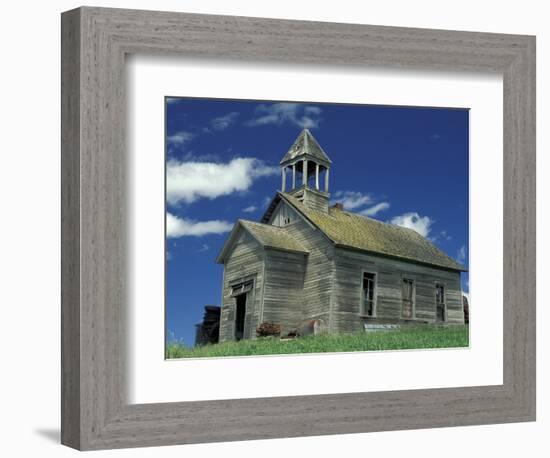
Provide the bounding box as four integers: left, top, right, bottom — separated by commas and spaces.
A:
238, 217, 308, 253
240, 218, 287, 230
303, 128, 311, 155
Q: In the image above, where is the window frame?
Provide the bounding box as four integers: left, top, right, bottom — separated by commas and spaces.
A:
359, 269, 378, 318
434, 282, 447, 323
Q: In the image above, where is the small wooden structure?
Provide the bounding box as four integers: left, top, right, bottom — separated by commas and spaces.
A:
194, 305, 221, 345
216, 129, 467, 342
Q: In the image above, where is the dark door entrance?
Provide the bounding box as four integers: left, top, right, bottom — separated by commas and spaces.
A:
235, 294, 247, 340
435, 284, 446, 322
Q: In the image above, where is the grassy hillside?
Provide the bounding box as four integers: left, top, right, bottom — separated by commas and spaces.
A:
166, 325, 469, 359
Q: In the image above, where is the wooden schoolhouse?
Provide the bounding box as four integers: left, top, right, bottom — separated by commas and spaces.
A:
216, 129, 466, 342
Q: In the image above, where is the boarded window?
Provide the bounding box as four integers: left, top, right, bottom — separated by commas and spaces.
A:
436, 284, 446, 322
230, 280, 253, 297
402, 278, 414, 319
282, 205, 291, 225
362, 272, 376, 316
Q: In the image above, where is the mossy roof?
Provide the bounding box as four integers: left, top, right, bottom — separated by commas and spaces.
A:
239, 220, 308, 255
279, 193, 466, 271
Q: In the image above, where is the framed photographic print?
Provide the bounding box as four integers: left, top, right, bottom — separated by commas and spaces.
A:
61, 6, 535, 450
163, 98, 470, 361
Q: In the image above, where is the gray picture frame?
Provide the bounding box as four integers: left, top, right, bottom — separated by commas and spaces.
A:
61, 6, 536, 451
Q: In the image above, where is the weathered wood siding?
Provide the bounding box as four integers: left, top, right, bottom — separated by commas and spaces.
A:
332, 247, 464, 333
269, 201, 335, 328
219, 230, 265, 342
262, 249, 307, 335
302, 189, 329, 213
270, 201, 296, 227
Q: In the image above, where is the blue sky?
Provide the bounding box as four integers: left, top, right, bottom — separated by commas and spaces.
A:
165, 98, 469, 347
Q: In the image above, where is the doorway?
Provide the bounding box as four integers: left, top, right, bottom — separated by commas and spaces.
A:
435, 284, 446, 322
235, 294, 247, 340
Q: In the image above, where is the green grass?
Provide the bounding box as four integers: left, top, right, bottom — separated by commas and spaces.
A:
166, 325, 469, 359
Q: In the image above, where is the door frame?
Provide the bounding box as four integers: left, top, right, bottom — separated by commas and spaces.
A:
229, 274, 257, 340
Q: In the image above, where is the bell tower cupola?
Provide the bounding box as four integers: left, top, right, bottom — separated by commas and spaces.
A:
279, 129, 332, 213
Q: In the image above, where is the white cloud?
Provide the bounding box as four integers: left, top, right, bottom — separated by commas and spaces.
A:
429, 230, 453, 244
359, 202, 390, 217
439, 230, 452, 241
181, 151, 220, 162
246, 103, 323, 129
166, 213, 233, 238
210, 112, 239, 131
242, 205, 258, 213
390, 212, 434, 238
331, 191, 374, 211
456, 245, 467, 263
198, 244, 210, 252
167, 131, 194, 146
167, 157, 278, 205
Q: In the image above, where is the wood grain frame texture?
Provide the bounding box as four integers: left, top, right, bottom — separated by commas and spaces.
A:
61, 6, 536, 451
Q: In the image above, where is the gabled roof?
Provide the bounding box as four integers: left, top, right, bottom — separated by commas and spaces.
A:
216, 219, 308, 263
280, 129, 332, 166
262, 193, 466, 272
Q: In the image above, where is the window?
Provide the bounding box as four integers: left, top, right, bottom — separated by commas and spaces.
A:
402, 278, 415, 319
435, 284, 446, 322
230, 280, 253, 297
362, 272, 376, 316
275, 206, 292, 226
